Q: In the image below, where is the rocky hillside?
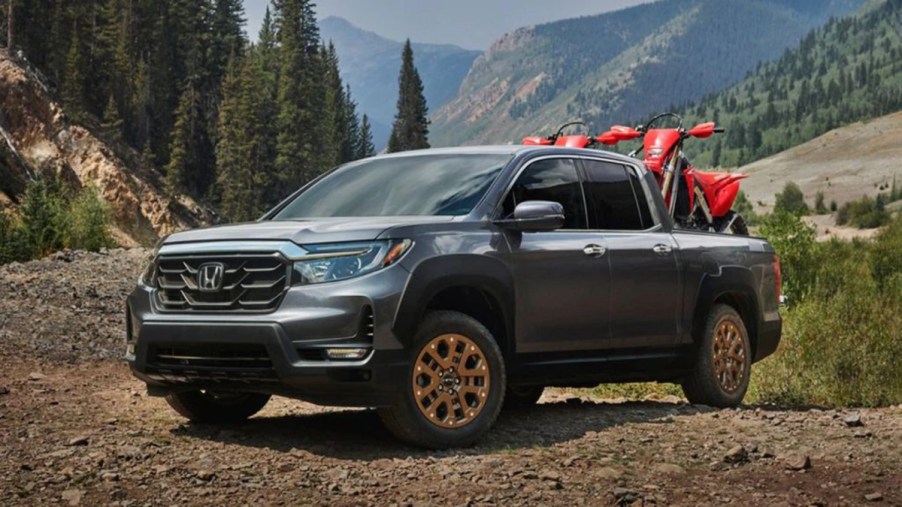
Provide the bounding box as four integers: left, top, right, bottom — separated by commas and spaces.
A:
0, 50, 205, 246
738, 110, 902, 211
430, 0, 866, 147
320, 17, 481, 150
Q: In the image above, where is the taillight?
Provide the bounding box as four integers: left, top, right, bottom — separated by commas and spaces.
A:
773, 255, 783, 305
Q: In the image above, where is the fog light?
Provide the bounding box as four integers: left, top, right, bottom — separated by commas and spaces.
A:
325, 348, 369, 360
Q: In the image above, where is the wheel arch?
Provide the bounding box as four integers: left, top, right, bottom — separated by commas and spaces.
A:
692, 267, 761, 358
393, 255, 515, 356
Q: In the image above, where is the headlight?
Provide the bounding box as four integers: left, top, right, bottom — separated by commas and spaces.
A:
139, 237, 165, 286
292, 240, 412, 285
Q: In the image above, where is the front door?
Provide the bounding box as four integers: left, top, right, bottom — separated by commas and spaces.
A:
497, 157, 612, 354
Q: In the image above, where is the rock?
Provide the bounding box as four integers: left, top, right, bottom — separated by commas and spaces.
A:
539, 470, 561, 481
844, 413, 864, 427
864, 493, 883, 502
67, 435, 89, 446
196, 470, 215, 481
0, 386, 9, 395
28, 372, 46, 381
61, 489, 84, 506
784, 455, 812, 471
652, 463, 685, 475
593, 467, 623, 480
723, 445, 748, 464
612, 487, 639, 504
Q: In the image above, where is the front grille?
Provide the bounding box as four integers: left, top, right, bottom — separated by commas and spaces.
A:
154, 254, 290, 312
147, 344, 277, 381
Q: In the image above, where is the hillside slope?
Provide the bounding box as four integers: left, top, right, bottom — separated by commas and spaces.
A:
0, 50, 204, 246
320, 17, 481, 149
678, 0, 902, 167
431, 0, 865, 147
738, 110, 902, 210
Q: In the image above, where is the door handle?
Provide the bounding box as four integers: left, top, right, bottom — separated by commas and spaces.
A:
583, 244, 606, 257
652, 244, 673, 254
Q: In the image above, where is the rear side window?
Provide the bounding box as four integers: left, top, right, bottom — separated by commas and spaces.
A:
502, 158, 587, 230
581, 160, 651, 230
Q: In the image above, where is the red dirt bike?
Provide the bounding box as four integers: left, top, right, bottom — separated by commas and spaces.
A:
523, 114, 748, 234
598, 113, 748, 234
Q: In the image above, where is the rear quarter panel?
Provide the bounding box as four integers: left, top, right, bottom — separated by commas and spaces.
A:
672, 231, 781, 361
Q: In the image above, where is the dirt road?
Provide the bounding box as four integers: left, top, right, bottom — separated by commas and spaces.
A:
1, 250, 900, 506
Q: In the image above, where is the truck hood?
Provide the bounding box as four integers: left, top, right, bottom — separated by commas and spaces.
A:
163, 216, 455, 246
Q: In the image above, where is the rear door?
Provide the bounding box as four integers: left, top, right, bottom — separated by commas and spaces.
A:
498, 157, 612, 353
580, 158, 681, 349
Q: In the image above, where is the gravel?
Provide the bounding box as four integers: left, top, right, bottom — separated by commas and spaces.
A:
0, 249, 900, 505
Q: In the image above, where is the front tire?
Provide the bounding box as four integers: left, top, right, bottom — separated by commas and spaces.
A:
165, 391, 270, 423
681, 304, 751, 407
378, 311, 506, 448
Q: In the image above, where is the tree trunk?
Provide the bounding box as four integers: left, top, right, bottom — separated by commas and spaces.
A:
6, 0, 13, 49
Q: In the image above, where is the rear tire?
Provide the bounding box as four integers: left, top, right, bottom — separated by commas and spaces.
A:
503, 386, 544, 410
378, 311, 506, 449
717, 211, 749, 235
165, 391, 270, 423
681, 304, 751, 408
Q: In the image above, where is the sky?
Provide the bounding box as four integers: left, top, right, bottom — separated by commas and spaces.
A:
242, 0, 653, 50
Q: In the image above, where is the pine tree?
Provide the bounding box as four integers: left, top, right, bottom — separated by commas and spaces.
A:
274, 0, 325, 195
165, 79, 212, 196
358, 114, 376, 159
341, 85, 361, 164
101, 94, 124, 142
63, 27, 86, 120
209, 0, 246, 93
387, 40, 429, 153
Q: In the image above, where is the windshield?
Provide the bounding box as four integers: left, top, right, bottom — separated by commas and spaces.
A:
272, 153, 512, 219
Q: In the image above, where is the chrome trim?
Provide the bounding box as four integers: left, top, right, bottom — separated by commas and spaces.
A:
159, 241, 309, 260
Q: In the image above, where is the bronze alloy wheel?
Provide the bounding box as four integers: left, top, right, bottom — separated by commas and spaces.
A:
711, 317, 746, 393
412, 333, 491, 429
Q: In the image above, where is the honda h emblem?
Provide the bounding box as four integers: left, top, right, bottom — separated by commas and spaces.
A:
197, 263, 225, 292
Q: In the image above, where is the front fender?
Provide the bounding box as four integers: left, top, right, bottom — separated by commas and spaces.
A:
392, 254, 515, 350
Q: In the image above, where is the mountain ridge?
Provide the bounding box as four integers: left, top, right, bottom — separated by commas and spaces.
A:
431, 0, 867, 147
320, 16, 481, 150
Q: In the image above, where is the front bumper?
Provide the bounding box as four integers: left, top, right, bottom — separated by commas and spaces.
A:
126, 265, 411, 408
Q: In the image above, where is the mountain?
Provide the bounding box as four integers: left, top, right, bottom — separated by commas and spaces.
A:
320, 17, 481, 150
430, 0, 866, 147
0, 50, 206, 246
676, 0, 902, 167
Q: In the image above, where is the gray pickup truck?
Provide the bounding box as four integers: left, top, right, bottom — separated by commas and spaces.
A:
127, 146, 782, 448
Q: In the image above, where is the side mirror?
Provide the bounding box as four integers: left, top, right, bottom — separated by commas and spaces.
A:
496, 201, 565, 232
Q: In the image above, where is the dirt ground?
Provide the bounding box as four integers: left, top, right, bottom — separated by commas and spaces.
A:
1, 250, 900, 506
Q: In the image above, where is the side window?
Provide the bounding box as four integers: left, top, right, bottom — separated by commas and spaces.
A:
627, 166, 655, 228
582, 160, 649, 230
502, 158, 588, 230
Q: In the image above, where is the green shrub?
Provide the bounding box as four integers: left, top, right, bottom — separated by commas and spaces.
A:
732, 190, 759, 225
836, 195, 890, 229
758, 212, 818, 302
814, 191, 828, 214
774, 182, 809, 216
0, 178, 115, 265
65, 186, 115, 251
18, 177, 67, 258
